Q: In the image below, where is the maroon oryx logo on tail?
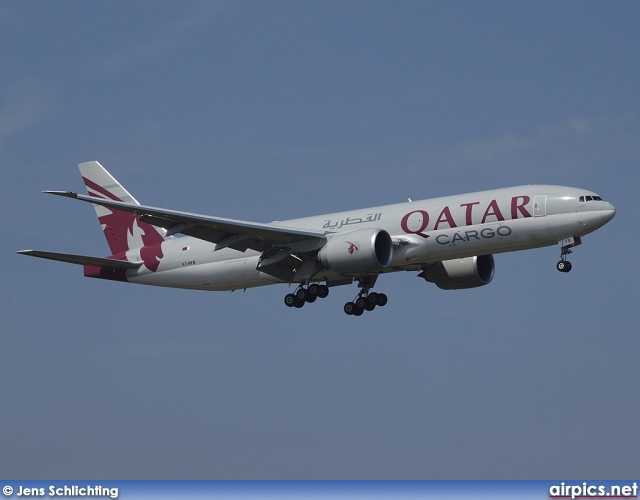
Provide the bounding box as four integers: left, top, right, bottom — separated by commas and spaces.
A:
82, 175, 165, 272
346, 241, 358, 254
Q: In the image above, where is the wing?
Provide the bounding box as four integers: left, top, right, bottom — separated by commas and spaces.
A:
16, 250, 142, 269
44, 191, 327, 253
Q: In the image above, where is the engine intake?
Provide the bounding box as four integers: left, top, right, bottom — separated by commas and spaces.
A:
318, 228, 393, 274
419, 255, 495, 290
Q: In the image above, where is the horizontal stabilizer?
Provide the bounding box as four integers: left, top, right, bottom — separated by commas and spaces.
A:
16, 250, 142, 269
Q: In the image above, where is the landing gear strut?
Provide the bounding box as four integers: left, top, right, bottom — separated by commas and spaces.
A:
284, 283, 329, 308
343, 276, 388, 316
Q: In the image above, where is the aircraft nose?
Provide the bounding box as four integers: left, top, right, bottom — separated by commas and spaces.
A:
601, 204, 616, 223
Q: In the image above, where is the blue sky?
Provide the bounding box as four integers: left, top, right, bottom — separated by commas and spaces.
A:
2, 1, 639, 479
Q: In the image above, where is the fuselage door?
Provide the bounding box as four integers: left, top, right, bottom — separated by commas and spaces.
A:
533, 195, 547, 217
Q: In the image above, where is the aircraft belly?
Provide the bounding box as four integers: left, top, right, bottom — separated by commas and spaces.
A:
129, 256, 281, 291
198, 257, 282, 290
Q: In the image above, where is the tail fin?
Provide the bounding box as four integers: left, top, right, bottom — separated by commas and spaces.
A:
78, 161, 166, 258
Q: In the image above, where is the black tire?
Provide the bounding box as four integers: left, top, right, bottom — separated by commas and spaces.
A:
355, 297, 367, 309
353, 306, 364, 316
295, 288, 309, 301
308, 284, 320, 296
563, 261, 572, 272
376, 293, 388, 307
557, 261, 566, 272
318, 285, 329, 298
364, 293, 377, 311
284, 294, 297, 307
344, 302, 355, 315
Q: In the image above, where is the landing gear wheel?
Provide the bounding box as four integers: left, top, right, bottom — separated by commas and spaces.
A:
344, 302, 355, 315
284, 294, 297, 307
344, 301, 364, 316
364, 293, 378, 311
355, 297, 367, 309
317, 285, 329, 298
376, 293, 388, 307
295, 288, 309, 302
557, 260, 572, 273
305, 284, 319, 303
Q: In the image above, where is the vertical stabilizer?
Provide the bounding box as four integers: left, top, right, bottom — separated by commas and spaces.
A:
78, 162, 166, 269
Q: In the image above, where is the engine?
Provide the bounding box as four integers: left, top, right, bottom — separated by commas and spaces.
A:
419, 255, 495, 290
318, 228, 393, 274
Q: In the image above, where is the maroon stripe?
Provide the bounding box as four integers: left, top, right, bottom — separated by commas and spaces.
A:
82, 177, 123, 202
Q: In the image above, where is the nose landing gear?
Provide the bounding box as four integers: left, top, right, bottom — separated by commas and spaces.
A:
557, 236, 581, 273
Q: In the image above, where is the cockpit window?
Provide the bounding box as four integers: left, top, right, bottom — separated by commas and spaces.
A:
580, 195, 604, 202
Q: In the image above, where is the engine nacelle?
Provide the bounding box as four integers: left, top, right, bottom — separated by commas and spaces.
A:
318, 228, 393, 274
419, 255, 495, 290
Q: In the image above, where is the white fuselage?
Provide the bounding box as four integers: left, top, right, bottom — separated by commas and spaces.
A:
125, 185, 615, 291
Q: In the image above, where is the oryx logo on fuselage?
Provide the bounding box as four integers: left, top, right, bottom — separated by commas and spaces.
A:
346, 241, 358, 254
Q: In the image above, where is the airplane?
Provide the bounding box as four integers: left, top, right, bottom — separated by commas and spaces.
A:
17, 161, 616, 316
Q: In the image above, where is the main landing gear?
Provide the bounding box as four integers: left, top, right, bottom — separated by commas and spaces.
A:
343, 291, 388, 316
343, 276, 388, 316
284, 283, 329, 308
283, 276, 389, 315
